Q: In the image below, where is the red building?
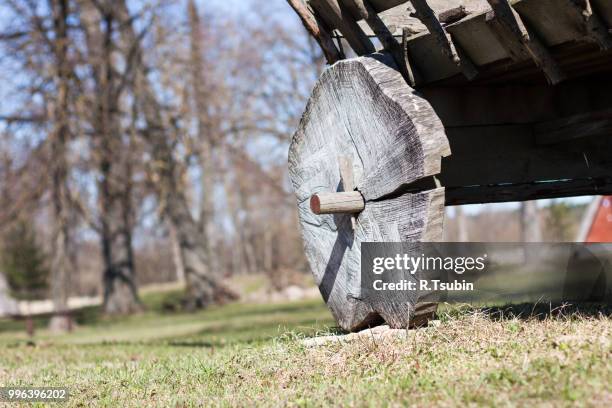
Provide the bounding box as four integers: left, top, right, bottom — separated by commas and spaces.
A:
580, 197, 612, 242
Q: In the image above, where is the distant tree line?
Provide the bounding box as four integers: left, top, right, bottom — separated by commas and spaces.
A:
0, 0, 323, 327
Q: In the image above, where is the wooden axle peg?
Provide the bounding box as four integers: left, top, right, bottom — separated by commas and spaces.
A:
310, 191, 365, 215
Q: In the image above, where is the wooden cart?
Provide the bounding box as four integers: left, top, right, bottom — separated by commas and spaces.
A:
286, 0, 612, 331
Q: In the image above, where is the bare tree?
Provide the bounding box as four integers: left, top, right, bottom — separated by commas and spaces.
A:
455, 206, 469, 242
520, 201, 542, 242
0, 0, 327, 313
78, 0, 141, 314
188, 0, 216, 267
48, 0, 74, 331
0, 0, 78, 329
112, 0, 237, 309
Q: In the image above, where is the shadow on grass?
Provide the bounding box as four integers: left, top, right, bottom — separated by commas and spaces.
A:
443, 302, 612, 322
162, 316, 342, 348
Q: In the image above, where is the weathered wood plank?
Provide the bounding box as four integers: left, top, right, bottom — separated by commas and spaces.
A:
566, 0, 612, 50
366, 0, 490, 16
421, 77, 612, 127
288, 53, 449, 331
485, 0, 565, 84
513, 0, 590, 45
436, 122, 612, 204
592, 0, 612, 28
535, 108, 612, 145
351, 1, 489, 37
343, 0, 407, 76
362, 0, 407, 13
405, 31, 461, 83
410, 0, 478, 80
443, 124, 612, 184
303, 0, 612, 86
287, 0, 343, 63
445, 12, 509, 66
446, 177, 612, 205
310, 0, 376, 55
401, 27, 420, 86
513, 0, 612, 50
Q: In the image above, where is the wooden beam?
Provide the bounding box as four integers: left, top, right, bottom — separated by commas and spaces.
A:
290, 0, 612, 87
445, 177, 612, 205
402, 27, 419, 86
343, 0, 408, 78
485, 0, 566, 84
535, 108, 612, 145
442, 124, 612, 185
410, 0, 478, 80
310, 0, 376, 55
421, 78, 612, 128
357, 0, 407, 14
419, 78, 612, 204
437, 122, 612, 205
286, 0, 343, 64
567, 0, 612, 50
484, 10, 529, 61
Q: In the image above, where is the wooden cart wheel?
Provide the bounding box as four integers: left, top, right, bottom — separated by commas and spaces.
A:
288, 54, 450, 331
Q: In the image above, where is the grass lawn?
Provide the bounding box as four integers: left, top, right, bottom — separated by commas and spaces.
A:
0, 292, 610, 407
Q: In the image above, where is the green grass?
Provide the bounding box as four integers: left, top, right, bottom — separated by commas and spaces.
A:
0, 293, 610, 407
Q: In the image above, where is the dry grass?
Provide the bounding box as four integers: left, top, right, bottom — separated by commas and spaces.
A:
0, 300, 610, 407
213, 304, 611, 407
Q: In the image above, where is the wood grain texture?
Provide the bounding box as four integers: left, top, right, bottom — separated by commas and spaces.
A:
286, 0, 343, 64
535, 108, 612, 145
445, 178, 612, 205
303, 0, 612, 86
288, 53, 449, 330
566, 0, 612, 50
347, 1, 490, 37
343, 0, 407, 77
440, 122, 612, 204
485, 0, 566, 84
410, 0, 479, 80
310, 0, 375, 55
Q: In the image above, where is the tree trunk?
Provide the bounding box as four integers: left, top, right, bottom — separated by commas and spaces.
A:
169, 222, 186, 284
236, 170, 258, 274
48, 0, 73, 332
187, 0, 216, 268
80, 1, 141, 314
455, 206, 469, 242
101, 207, 140, 315
520, 200, 541, 262
288, 54, 450, 331
100, 12, 140, 315
520, 201, 542, 242
263, 227, 274, 274
113, 0, 237, 308
221, 157, 248, 275
99, 132, 140, 314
